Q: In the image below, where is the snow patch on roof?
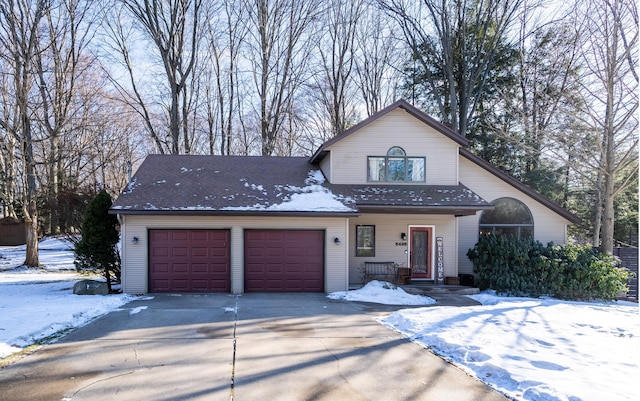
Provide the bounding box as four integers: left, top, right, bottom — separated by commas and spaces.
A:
222, 169, 354, 212
305, 170, 325, 185
244, 182, 266, 193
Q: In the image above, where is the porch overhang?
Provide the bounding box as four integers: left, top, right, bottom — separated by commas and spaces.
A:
328, 183, 494, 215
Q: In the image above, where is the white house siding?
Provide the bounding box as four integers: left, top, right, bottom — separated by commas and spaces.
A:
119, 215, 349, 294
348, 214, 457, 286
325, 109, 460, 185
319, 156, 331, 182
458, 157, 572, 274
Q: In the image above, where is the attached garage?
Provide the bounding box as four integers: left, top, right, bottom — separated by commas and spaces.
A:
244, 230, 325, 292
149, 229, 230, 292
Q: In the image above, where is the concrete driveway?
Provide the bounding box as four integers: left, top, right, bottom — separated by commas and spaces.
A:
0, 293, 508, 401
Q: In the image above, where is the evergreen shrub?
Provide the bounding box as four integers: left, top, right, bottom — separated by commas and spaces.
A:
467, 235, 630, 301
74, 190, 120, 293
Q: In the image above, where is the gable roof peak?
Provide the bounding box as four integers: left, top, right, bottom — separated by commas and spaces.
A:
309, 99, 467, 164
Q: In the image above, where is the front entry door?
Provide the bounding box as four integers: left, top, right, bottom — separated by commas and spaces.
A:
410, 226, 433, 279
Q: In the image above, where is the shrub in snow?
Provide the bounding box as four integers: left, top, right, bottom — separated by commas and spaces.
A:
467, 234, 631, 301
74, 190, 121, 293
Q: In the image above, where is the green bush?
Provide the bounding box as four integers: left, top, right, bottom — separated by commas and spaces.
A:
467, 235, 631, 301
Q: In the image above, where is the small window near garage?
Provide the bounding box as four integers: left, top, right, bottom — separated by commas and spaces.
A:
356, 225, 375, 257
479, 197, 534, 238
368, 147, 425, 182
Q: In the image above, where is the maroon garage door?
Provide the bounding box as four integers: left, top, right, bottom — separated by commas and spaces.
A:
149, 229, 230, 292
244, 230, 324, 292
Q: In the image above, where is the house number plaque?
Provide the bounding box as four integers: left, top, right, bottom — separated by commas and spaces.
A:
436, 237, 444, 284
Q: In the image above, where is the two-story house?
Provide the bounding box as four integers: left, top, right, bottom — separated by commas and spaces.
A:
111, 99, 580, 294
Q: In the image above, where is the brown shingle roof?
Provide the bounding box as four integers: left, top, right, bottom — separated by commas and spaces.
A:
333, 183, 493, 215
110, 154, 492, 216
111, 155, 357, 215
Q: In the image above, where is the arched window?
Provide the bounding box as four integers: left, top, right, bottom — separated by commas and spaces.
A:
387, 146, 406, 156
479, 197, 534, 238
368, 146, 425, 182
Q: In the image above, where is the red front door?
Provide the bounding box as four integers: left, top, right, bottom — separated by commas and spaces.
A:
410, 226, 432, 279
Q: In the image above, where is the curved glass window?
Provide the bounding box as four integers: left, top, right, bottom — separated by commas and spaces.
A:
387, 146, 406, 156
368, 147, 425, 182
479, 198, 534, 238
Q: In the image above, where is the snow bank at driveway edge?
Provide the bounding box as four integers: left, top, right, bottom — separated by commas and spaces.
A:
327, 280, 436, 305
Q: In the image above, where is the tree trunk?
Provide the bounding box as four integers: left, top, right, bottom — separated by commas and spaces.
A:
592, 184, 602, 248
23, 207, 39, 267
23, 142, 40, 267
48, 134, 60, 235
600, 87, 617, 254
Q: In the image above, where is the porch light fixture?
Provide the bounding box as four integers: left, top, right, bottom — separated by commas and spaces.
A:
132, 236, 139, 244
333, 237, 341, 244
400, 232, 407, 241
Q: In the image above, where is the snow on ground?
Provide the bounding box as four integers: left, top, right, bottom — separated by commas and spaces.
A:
328, 280, 437, 305
2, 240, 638, 401
335, 283, 639, 401
0, 238, 136, 359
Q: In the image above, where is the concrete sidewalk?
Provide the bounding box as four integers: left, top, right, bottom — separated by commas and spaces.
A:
0, 293, 507, 401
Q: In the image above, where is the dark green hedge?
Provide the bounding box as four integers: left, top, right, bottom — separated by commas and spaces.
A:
467, 235, 631, 301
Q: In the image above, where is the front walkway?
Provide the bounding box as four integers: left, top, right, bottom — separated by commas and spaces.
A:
400, 283, 482, 306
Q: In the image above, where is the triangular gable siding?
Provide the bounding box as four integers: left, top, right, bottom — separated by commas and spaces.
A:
321, 109, 460, 186
457, 157, 572, 274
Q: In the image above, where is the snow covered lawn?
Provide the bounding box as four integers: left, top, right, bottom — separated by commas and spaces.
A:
336, 282, 639, 401
0, 238, 135, 359
2, 240, 638, 401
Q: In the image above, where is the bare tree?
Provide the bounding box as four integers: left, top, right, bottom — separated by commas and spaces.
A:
575, 0, 638, 252
0, 59, 20, 219
516, 19, 582, 175
378, 0, 525, 136
203, 0, 247, 155
310, 0, 364, 138
243, 0, 318, 156
354, 4, 403, 117
113, 0, 203, 154
100, 5, 168, 152
33, 0, 98, 234
0, 0, 49, 266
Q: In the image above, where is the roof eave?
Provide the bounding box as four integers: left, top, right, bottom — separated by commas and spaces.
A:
109, 209, 360, 218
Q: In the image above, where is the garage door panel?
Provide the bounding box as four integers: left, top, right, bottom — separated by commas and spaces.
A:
191, 247, 208, 257
191, 279, 208, 288
154, 262, 170, 272
191, 263, 209, 273
149, 229, 230, 293
172, 263, 189, 273
210, 248, 228, 257
172, 247, 188, 257
171, 279, 188, 289
151, 231, 169, 241
171, 231, 189, 241
244, 230, 324, 292
152, 247, 169, 257
190, 231, 208, 241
